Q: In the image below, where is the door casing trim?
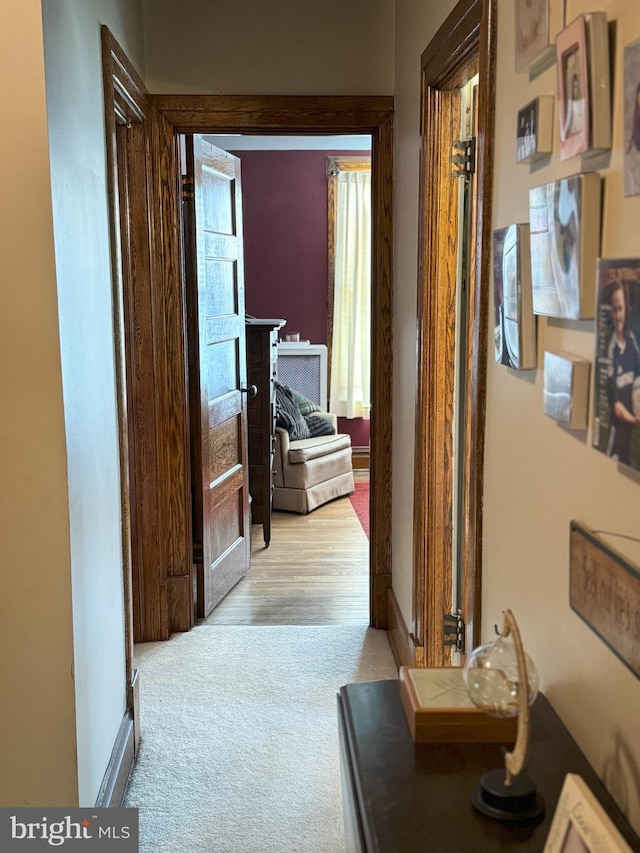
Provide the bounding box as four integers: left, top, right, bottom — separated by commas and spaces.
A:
150, 94, 394, 629
413, 0, 496, 663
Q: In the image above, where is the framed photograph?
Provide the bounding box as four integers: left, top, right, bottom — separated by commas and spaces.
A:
493, 224, 536, 369
515, 0, 564, 74
556, 14, 611, 161
592, 259, 640, 472
529, 173, 601, 320
556, 17, 589, 160
624, 37, 640, 197
543, 351, 590, 430
544, 774, 633, 852
517, 96, 554, 163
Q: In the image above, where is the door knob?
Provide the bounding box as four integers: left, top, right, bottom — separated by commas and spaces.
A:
241, 385, 258, 397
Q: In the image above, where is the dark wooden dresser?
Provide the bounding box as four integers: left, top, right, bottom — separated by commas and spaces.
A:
245, 318, 285, 547
338, 680, 640, 852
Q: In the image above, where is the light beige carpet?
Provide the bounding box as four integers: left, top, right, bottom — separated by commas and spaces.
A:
124, 625, 397, 852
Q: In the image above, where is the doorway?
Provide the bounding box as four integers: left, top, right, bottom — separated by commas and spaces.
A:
102, 27, 394, 645
185, 132, 374, 625
412, 0, 497, 666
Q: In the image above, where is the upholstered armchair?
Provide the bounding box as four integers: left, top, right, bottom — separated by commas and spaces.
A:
273, 412, 355, 514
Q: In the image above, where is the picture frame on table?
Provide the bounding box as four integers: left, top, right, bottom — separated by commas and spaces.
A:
544, 774, 633, 852
592, 258, 640, 472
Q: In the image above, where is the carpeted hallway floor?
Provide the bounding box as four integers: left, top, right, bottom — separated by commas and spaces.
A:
124, 625, 397, 852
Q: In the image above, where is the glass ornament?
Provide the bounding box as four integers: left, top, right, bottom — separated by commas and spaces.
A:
463, 629, 539, 718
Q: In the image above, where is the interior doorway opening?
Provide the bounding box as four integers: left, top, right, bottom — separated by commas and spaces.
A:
412, 0, 496, 667
182, 132, 374, 626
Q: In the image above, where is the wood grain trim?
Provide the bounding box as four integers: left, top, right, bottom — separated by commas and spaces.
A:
421, 0, 482, 87
327, 163, 337, 391
463, 0, 496, 654
351, 447, 370, 470
153, 95, 394, 631
370, 114, 394, 629
149, 109, 193, 637
101, 27, 148, 661
328, 157, 372, 172
387, 589, 417, 668
413, 0, 495, 665
150, 95, 394, 133
104, 27, 194, 643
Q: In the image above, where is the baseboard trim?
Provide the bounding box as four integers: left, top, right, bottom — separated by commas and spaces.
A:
351, 446, 370, 470
387, 588, 420, 668
95, 710, 135, 807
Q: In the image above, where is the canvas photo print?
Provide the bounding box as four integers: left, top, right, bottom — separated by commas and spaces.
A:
556, 18, 589, 160
515, 0, 548, 72
515, 0, 563, 74
543, 351, 590, 430
517, 96, 554, 163
493, 224, 536, 370
593, 259, 640, 472
517, 100, 538, 162
529, 173, 601, 320
624, 37, 640, 197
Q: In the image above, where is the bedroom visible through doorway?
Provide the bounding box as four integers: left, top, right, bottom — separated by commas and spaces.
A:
189, 133, 373, 626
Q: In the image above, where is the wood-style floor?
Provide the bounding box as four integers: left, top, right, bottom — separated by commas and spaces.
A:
202, 476, 369, 626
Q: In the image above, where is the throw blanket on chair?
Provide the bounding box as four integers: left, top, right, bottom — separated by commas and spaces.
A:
274, 381, 335, 439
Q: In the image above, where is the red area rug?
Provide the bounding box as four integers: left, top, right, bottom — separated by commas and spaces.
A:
349, 482, 369, 539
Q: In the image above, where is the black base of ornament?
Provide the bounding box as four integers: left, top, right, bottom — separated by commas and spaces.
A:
471, 768, 545, 826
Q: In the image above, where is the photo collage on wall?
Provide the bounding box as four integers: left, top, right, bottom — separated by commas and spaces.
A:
499, 5, 640, 468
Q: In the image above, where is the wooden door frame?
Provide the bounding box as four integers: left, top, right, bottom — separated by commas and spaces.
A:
102, 28, 194, 646
151, 95, 394, 629
412, 0, 496, 664
102, 26, 395, 644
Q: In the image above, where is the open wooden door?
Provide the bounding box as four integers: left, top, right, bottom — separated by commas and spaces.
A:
186, 136, 251, 618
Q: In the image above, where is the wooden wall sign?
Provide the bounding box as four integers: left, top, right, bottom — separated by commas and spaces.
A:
570, 521, 640, 679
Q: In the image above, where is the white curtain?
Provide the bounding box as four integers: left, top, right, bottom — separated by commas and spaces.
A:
329, 170, 371, 419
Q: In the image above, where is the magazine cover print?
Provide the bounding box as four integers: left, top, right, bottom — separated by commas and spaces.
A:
593, 259, 640, 471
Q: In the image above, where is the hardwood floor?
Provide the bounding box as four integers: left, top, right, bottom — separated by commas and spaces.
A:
202, 481, 370, 626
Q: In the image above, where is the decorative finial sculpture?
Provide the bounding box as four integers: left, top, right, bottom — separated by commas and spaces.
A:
463, 609, 545, 825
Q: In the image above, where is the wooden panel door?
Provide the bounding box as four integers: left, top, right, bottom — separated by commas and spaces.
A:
190, 136, 251, 617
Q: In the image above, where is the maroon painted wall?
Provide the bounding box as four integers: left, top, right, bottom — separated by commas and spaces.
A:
234, 149, 371, 448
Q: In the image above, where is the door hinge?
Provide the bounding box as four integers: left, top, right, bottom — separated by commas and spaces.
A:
443, 609, 465, 654
182, 173, 194, 200
451, 138, 476, 178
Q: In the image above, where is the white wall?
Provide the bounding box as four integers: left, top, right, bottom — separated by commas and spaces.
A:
0, 0, 77, 806
142, 0, 395, 95
394, 0, 640, 835
41, 0, 146, 806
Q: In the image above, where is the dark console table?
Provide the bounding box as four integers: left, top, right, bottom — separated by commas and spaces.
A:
337, 680, 640, 852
